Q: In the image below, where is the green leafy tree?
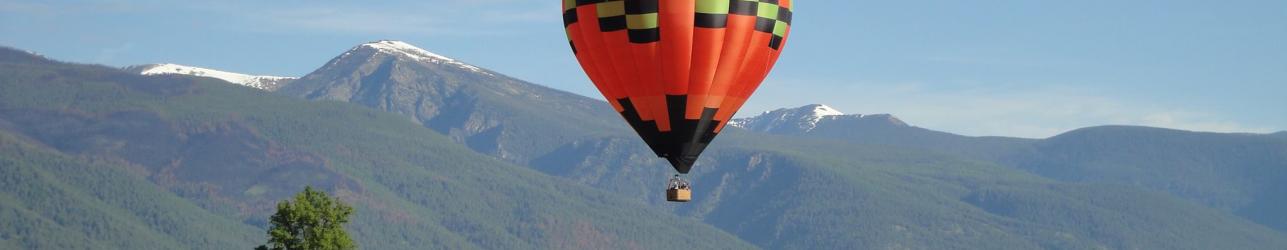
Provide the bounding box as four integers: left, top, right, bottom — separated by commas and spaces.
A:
256, 186, 356, 250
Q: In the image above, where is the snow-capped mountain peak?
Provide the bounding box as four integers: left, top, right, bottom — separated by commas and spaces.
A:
360, 40, 453, 62
338, 40, 489, 74
808, 104, 845, 117
729, 104, 908, 134
127, 63, 296, 90
729, 104, 845, 132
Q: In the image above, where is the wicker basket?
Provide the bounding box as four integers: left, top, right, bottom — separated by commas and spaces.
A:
667, 188, 691, 202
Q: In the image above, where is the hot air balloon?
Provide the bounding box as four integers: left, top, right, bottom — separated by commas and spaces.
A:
563, 0, 793, 202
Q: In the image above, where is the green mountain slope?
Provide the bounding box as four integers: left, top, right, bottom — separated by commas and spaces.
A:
1001, 125, 1287, 231
0, 131, 260, 249
730, 106, 1287, 233
536, 131, 1287, 249
0, 47, 753, 249
719, 134, 1287, 249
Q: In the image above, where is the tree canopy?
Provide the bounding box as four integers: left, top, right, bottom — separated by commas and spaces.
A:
257, 187, 355, 250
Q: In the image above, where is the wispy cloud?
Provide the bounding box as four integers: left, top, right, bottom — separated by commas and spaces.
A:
744, 79, 1276, 138
0, 1, 135, 16
247, 6, 448, 35
3, 1, 558, 36
178, 1, 557, 36
0, 1, 48, 13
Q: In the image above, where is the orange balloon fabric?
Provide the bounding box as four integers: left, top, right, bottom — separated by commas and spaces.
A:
564, 0, 793, 173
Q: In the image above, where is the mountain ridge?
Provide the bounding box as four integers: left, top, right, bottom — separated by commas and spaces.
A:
343, 40, 490, 74
727, 105, 1287, 232
124, 63, 296, 91
728, 104, 909, 134
727, 104, 1035, 161
277, 40, 623, 164
1002, 124, 1287, 231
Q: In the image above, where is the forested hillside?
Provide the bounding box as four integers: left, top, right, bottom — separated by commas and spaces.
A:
0, 47, 751, 249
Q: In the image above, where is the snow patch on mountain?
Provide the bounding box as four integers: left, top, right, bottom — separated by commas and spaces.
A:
21, 49, 43, 58
129, 63, 296, 90
337, 40, 490, 75
808, 104, 845, 117
728, 104, 845, 132
729, 104, 907, 133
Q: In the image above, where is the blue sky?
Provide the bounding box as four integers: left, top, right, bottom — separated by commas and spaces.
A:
3, 0, 1284, 138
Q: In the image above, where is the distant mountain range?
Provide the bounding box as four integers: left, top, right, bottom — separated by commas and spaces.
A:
125, 40, 1287, 245
1002, 125, 1287, 231
730, 104, 1287, 232
4, 41, 1285, 249
727, 104, 888, 133
0, 46, 746, 249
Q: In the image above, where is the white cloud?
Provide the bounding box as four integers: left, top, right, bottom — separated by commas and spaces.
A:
742, 79, 1277, 138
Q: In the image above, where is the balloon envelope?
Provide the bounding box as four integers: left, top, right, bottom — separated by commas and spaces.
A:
563, 0, 793, 173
